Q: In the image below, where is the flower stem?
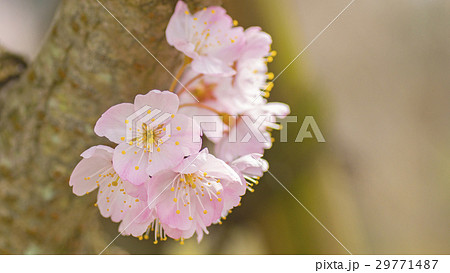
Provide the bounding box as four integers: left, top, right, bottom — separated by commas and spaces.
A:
177, 74, 203, 95
179, 103, 222, 115
169, 57, 191, 92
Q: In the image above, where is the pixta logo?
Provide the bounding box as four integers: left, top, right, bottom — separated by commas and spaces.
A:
192, 115, 325, 143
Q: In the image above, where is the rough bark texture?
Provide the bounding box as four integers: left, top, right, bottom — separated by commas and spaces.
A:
0, 0, 219, 254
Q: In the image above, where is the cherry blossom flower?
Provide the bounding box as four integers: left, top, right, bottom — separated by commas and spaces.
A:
177, 26, 273, 113
166, 1, 245, 76
146, 149, 242, 242
176, 26, 276, 143
69, 1, 290, 245
69, 145, 154, 236
94, 90, 202, 185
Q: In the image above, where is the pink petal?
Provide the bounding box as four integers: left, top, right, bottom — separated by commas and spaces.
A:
215, 120, 271, 162
250, 102, 291, 118
134, 90, 179, 115
220, 181, 245, 216
69, 146, 114, 196
162, 224, 196, 241
166, 1, 193, 52
147, 172, 192, 230
97, 180, 139, 222
80, 145, 114, 159
207, 26, 245, 64
165, 113, 202, 154
146, 144, 186, 176
203, 153, 241, 183
156, 194, 192, 231
146, 171, 178, 207
123, 180, 148, 201
194, 190, 224, 227
145, 114, 201, 176
94, 103, 135, 144
241, 26, 272, 60
177, 102, 226, 143
119, 202, 154, 237
113, 142, 151, 185
231, 153, 268, 177
172, 148, 209, 174
236, 58, 268, 95
194, 6, 230, 27
191, 55, 236, 76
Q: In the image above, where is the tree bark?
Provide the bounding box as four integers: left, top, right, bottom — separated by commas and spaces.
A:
0, 0, 219, 254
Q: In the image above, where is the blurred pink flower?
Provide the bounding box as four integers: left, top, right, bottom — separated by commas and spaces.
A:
235, 27, 274, 101
176, 26, 276, 144
177, 26, 273, 112
166, 1, 244, 76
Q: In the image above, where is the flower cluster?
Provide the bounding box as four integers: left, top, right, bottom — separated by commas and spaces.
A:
70, 1, 289, 244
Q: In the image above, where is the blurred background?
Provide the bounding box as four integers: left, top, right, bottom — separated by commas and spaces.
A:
0, 0, 448, 254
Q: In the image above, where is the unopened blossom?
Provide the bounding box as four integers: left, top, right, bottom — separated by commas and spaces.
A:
166, 1, 244, 76
69, 145, 154, 236
146, 149, 242, 242
215, 102, 290, 162
94, 90, 201, 185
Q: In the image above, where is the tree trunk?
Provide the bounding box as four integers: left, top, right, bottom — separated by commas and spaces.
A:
0, 0, 219, 254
